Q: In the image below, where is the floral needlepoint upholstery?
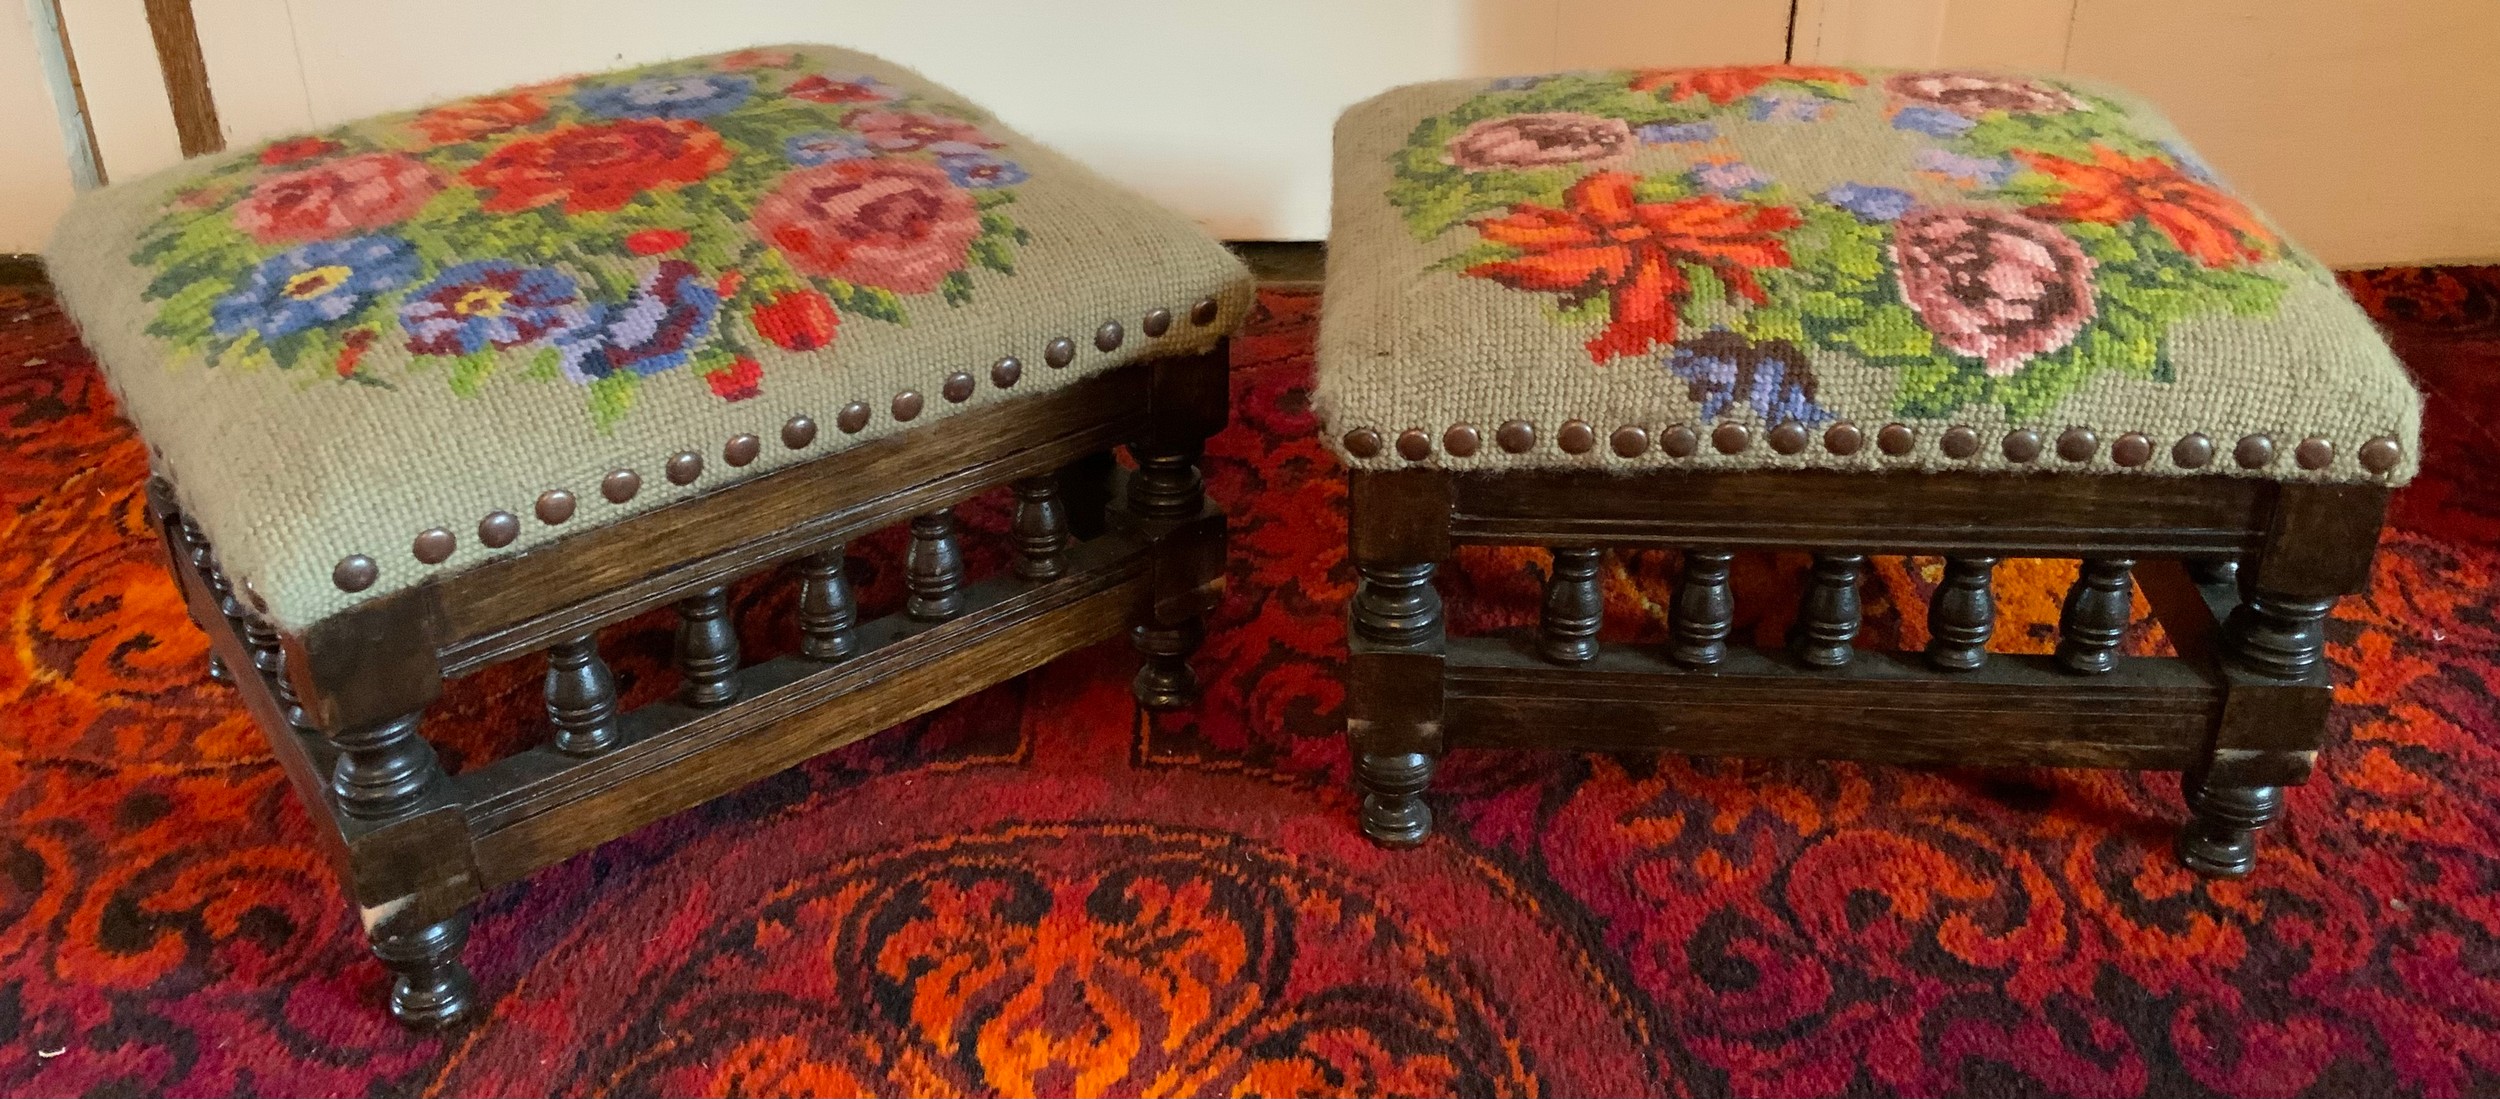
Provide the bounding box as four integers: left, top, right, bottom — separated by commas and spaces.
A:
1315, 66, 2420, 481
44, 44, 1252, 628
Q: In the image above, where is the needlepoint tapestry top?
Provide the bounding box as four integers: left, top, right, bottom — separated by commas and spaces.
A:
1316, 65, 2418, 482
43, 44, 1250, 627
131, 49, 1040, 425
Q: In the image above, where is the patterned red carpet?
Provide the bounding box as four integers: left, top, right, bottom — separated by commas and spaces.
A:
3, 271, 2497, 1097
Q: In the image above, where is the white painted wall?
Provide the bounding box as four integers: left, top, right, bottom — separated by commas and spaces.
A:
0, 0, 78, 252
15, 0, 2498, 262
164, 0, 1788, 240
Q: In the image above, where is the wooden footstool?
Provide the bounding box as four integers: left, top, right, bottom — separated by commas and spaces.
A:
45, 45, 1248, 1028
1317, 66, 2419, 875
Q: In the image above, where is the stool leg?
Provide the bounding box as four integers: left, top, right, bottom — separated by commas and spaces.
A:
1351, 562, 1442, 846
1127, 440, 1217, 710
369, 911, 478, 1030
2180, 575, 2338, 878
1125, 347, 1228, 711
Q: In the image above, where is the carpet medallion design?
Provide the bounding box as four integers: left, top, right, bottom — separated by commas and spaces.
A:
1, 270, 2496, 1096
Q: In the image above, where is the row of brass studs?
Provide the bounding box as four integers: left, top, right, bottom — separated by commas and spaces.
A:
1342, 420, 2405, 473
332, 298, 1221, 592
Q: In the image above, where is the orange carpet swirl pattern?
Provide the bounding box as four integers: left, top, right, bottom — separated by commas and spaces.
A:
1, 270, 2496, 1096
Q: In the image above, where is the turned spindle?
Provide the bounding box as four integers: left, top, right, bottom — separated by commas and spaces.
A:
1925, 556, 1999, 671
1538, 547, 1603, 665
370, 913, 478, 1030
906, 508, 966, 621
1353, 563, 1440, 646
796, 544, 858, 661
1791, 553, 1864, 668
1127, 442, 1205, 521
1669, 549, 1735, 669
2223, 585, 2336, 680
675, 586, 741, 706
545, 632, 619, 755
2055, 558, 2135, 674
1010, 475, 1070, 581
329, 712, 443, 819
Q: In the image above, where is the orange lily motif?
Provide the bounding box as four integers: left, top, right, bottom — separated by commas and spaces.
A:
1467, 171, 1802, 362
1628, 64, 1866, 106
2016, 145, 2278, 267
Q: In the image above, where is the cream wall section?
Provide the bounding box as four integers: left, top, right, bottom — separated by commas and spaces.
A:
178, 0, 1790, 240
1790, 0, 2500, 268
0, 1, 77, 252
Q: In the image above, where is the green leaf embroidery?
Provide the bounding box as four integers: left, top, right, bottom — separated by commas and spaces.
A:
448, 352, 497, 397
586, 372, 637, 432
940, 269, 975, 307
829, 279, 909, 325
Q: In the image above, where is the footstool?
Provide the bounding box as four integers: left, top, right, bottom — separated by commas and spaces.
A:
1317, 65, 2419, 874
46, 44, 1248, 1028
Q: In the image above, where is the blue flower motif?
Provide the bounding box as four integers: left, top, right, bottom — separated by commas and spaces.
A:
1821, 183, 1917, 222
574, 73, 754, 120
212, 236, 419, 341
937, 151, 1029, 189
1891, 105, 1976, 137
1689, 158, 1771, 196
1666, 332, 1833, 425
1487, 75, 1549, 91
1636, 121, 1717, 145
398, 261, 586, 356
555, 260, 720, 384
1914, 147, 2015, 188
783, 131, 873, 166
1748, 94, 1831, 123
2160, 139, 2222, 184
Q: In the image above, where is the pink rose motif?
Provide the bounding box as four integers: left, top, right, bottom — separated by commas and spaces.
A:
752, 158, 980, 294
1442, 112, 1634, 172
840, 109, 999, 152
1885, 71, 2085, 118
1890, 206, 2097, 375
231, 153, 443, 245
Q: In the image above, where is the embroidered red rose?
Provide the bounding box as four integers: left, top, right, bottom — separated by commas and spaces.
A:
625, 229, 690, 255
1890, 206, 2097, 374
752, 159, 980, 294
716, 48, 797, 71
232, 153, 444, 244
2016, 145, 2277, 268
840, 108, 998, 152
1629, 65, 1865, 106
412, 92, 549, 147
1887, 71, 2083, 117
259, 137, 341, 165
787, 74, 894, 104
707, 356, 763, 401
751, 289, 839, 351
1466, 171, 1800, 362
1442, 113, 1633, 172
464, 119, 731, 215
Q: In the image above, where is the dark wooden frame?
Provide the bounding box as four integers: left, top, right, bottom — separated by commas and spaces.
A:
148, 347, 1228, 1028
1345, 466, 2387, 878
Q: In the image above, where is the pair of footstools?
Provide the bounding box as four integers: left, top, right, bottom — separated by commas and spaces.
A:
49, 48, 2417, 1028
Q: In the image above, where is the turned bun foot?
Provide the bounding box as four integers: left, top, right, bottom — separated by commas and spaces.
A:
371, 915, 479, 1031
2178, 778, 2285, 879
1132, 619, 1204, 710
1356, 750, 1435, 847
